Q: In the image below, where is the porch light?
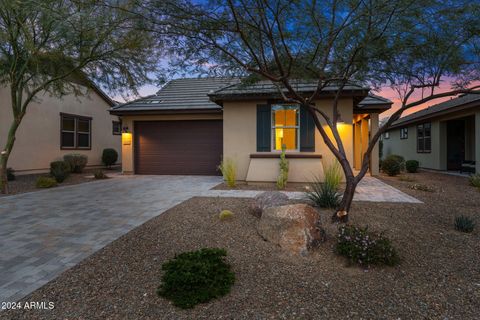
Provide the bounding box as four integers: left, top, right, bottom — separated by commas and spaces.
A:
336, 112, 345, 124
122, 126, 132, 145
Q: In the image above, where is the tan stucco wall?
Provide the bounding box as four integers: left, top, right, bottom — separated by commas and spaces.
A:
0, 86, 120, 173
383, 109, 478, 171
223, 98, 356, 182
120, 113, 223, 174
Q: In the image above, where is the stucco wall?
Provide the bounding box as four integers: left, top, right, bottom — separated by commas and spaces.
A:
222, 98, 355, 182
0, 86, 121, 173
120, 113, 223, 174
383, 109, 478, 171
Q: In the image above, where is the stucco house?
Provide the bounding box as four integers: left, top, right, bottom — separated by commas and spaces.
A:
110, 77, 392, 182
0, 84, 121, 173
383, 94, 480, 174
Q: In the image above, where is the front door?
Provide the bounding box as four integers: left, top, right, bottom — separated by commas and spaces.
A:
446, 120, 465, 171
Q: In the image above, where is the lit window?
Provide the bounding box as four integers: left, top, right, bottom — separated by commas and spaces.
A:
272, 105, 299, 151
61, 114, 91, 149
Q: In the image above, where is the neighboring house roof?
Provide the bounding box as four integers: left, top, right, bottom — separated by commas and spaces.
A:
110, 78, 240, 115
389, 93, 480, 129
110, 77, 391, 115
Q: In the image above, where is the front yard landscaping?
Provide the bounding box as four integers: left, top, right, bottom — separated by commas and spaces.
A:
2, 171, 479, 319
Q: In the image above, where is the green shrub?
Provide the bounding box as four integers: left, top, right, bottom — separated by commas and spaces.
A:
469, 174, 480, 188
50, 161, 70, 183
381, 155, 404, 176
102, 148, 118, 168
405, 160, 419, 173
36, 176, 57, 188
276, 144, 289, 190
324, 160, 343, 190
64, 154, 88, 173
94, 170, 108, 179
336, 225, 399, 266
157, 248, 235, 309
454, 216, 475, 233
219, 210, 234, 220
306, 176, 340, 209
218, 158, 236, 187
6, 168, 15, 181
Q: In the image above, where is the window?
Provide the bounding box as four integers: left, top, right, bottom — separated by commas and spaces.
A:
61, 114, 91, 149
417, 123, 431, 153
400, 127, 408, 139
271, 105, 299, 151
112, 121, 122, 135
384, 131, 390, 139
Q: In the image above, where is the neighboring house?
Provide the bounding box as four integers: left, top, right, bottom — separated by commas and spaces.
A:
0, 84, 121, 173
110, 77, 392, 182
383, 94, 480, 174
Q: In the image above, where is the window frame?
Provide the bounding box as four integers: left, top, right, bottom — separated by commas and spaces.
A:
400, 127, 408, 139
416, 123, 431, 153
271, 104, 300, 152
112, 120, 122, 135
384, 131, 390, 139
60, 113, 92, 150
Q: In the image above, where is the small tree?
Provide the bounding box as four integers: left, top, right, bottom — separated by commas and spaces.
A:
0, 0, 159, 193
148, 0, 480, 221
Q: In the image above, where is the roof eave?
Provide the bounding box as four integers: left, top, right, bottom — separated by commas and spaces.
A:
109, 108, 222, 116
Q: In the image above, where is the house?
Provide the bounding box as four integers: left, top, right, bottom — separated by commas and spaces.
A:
382, 94, 480, 174
0, 84, 121, 173
110, 77, 392, 182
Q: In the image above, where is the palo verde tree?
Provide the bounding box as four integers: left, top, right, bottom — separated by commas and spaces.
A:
149, 0, 480, 221
0, 0, 159, 193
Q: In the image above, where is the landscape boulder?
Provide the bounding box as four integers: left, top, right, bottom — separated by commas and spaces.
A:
257, 204, 325, 256
250, 191, 289, 218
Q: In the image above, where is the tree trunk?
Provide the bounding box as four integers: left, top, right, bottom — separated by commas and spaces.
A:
332, 175, 358, 223
0, 118, 21, 194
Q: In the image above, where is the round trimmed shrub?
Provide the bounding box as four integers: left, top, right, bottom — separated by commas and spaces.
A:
157, 248, 235, 309
102, 148, 118, 168
50, 161, 70, 182
381, 157, 402, 176
63, 154, 88, 173
405, 160, 419, 173
36, 176, 57, 188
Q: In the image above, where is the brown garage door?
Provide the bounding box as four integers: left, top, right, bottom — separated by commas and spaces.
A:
134, 120, 223, 175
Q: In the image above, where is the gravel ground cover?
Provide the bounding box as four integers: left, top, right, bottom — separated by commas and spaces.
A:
1, 167, 120, 196
2, 171, 479, 319
212, 181, 316, 192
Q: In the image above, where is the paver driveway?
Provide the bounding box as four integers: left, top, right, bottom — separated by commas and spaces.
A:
0, 175, 221, 303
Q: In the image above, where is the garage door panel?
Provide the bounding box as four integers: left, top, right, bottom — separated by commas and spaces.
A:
134, 120, 223, 175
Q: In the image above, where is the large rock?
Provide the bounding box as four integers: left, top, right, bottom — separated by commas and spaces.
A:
250, 191, 290, 218
257, 204, 325, 255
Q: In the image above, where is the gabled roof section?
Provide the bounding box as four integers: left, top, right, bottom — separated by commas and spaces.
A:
356, 94, 392, 113
209, 80, 370, 102
390, 93, 480, 128
110, 77, 240, 115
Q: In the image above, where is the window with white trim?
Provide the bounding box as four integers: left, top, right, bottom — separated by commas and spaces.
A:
271, 105, 299, 151
400, 127, 408, 139
417, 123, 431, 153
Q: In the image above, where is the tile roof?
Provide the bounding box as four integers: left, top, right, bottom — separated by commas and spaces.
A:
110, 77, 240, 113
391, 93, 480, 128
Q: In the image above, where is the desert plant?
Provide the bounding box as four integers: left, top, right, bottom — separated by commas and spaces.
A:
276, 144, 289, 189
94, 170, 108, 179
469, 174, 480, 188
306, 176, 341, 209
63, 154, 88, 173
219, 210, 234, 220
398, 175, 416, 182
50, 161, 70, 183
381, 155, 404, 176
405, 160, 419, 173
6, 168, 15, 181
324, 160, 343, 190
157, 248, 235, 309
454, 216, 475, 233
102, 148, 118, 168
218, 158, 236, 187
409, 183, 435, 192
336, 225, 399, 267
36, 176, 57, 188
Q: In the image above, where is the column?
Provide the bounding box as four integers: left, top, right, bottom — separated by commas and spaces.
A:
370, 113, 380, 175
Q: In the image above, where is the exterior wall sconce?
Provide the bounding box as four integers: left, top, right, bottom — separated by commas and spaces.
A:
122, 126, 132, 145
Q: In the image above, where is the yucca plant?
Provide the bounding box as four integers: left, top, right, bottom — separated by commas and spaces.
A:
218, 158, 236, 187
454, 216, 475, 233
306, 176, 341, 209
324, 160, 343, 190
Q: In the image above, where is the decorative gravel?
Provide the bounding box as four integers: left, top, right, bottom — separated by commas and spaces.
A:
212, 181, 313, 192
2, 171, 479, 319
